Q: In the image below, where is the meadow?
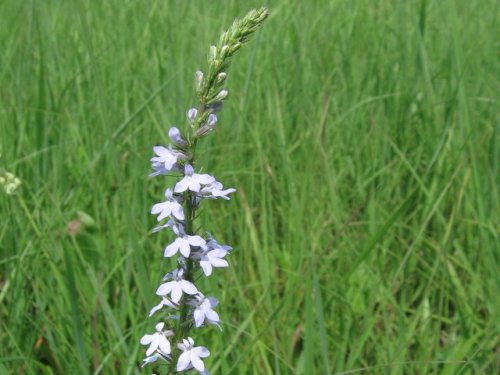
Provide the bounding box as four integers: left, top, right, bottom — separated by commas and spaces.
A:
0, 0, 498, 374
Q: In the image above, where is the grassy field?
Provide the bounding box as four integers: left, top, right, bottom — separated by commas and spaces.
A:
0, 0, 498, 374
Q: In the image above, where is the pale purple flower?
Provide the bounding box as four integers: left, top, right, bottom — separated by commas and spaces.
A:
175, 165, 215, 193
140, 322, 174, 356
149, 296, 179, 317
169, 127, 187, 146
150, 145, 184, 174
191, 294, 220, 328
156, 269, 198, 303
177, 337, 210, 372
198, 181, 236, 200
164, 225, 206, 258
198, 247, 229, 276
151, 188, 184, 221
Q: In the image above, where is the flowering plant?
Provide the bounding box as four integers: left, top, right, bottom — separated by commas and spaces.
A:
140, 8, 269, 374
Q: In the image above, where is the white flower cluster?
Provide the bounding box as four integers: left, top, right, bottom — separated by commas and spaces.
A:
140, 110, 235, 373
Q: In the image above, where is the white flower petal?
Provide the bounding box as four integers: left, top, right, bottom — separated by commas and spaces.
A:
200, 261, 212, 276
179, 238, 191, 257
158, 337, 171, 354
156, 282, 173, 296
151, 202, 165, 215
155, 322, 165, 331
146, 337, 159, 356
190, 352, 205, 371
211, 249, 228, 257
211, 258, 228, 268
180, 280, 198, 295
194, 309, 204, 327
149, 301, 164, 317
206, 309, 219, 323
171, 283, 183, 303
173, 205, 185, 220
195, 346, 210, 358
197, 174, 215, 184
177, 351, 190, 371
164, 240, 180, 257
189, 180, 201, 192
174, 178, 190, 193
153, 146, 169, 156
140, 334, 154, 345
188, 235, 206, 246
142, 353, 163, 367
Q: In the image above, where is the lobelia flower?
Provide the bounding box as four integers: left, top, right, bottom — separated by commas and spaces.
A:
156, 268, 198, 303
140, 322, 174, 356
198, 181, 236, 200
151, 188, 184, 221
140, 7, 269, 372
190, 294, 220, 328
150, 145, 185, 174
196, 245, 229, 277
164, 224, 206, 258
174, 164, 215, 193
177, 337, 210, 372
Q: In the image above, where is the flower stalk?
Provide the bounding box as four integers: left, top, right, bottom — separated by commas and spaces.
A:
140, 7, 268, 374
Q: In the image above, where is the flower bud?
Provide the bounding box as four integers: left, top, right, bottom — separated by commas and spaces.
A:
230, 42, 242, 54
206, 114, 217, 128
220, 45, 229, 57
214, 90, 228, 101
194, 114, 218, 138
217, 72, 227, 83
168, 127, 187, 146
187, 108, 198, 123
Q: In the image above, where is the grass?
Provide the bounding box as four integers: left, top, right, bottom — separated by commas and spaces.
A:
0, 0, 498, 374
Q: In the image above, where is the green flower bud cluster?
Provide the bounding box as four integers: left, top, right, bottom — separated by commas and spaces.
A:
195, 7, 269, 114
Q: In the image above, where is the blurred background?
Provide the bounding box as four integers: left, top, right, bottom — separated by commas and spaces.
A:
0, 0, 498, 374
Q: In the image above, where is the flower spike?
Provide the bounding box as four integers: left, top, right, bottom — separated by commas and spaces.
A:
140, 7, 268, 373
